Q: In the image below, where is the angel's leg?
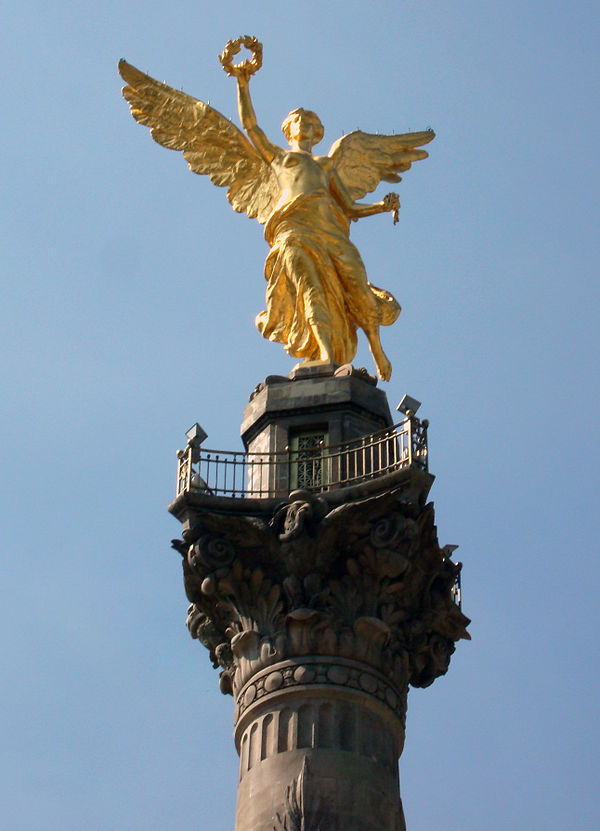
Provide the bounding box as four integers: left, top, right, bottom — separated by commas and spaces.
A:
287, 248, 334, 362
329, 243, 392, 377
310, 324, 334, 364
363, 323, 392, 381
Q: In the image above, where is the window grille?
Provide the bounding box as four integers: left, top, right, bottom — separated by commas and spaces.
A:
290, 431, 328, 490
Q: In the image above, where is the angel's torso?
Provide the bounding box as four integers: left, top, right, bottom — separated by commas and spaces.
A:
272, 150, 335, 210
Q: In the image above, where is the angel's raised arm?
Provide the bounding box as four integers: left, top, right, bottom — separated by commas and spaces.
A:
236, 75, 280, 164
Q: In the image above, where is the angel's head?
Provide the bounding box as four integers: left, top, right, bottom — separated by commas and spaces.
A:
281, 108, 324, 148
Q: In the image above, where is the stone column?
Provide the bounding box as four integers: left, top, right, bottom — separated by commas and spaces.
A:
169, 371, 469, 830
172, 484, 468, 831
233, 655, 406, 831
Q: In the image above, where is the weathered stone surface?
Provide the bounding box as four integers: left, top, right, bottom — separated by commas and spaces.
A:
171, 479, 468, 830
169, 372, 469, 830
173, 487, 469, 698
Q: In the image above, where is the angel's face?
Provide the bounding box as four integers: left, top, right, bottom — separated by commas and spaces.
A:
289, 114, 316, 145
282, 108, 324, 149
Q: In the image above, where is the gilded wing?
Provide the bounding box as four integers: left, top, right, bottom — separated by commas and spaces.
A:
328, 129, 435, 201
119, 60, 279, 223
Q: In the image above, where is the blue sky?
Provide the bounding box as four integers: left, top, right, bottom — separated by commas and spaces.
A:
2, 1, 599, 829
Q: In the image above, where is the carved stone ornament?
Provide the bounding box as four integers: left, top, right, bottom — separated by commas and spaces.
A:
172, 486, 470, 701
273, 758, 322, 831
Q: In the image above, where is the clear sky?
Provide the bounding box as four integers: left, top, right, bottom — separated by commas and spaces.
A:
2, 1, 599, 829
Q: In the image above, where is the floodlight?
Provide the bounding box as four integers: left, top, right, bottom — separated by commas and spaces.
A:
396, 394, 421, 416
441, 544, 459, 559
186, 422, 208, 446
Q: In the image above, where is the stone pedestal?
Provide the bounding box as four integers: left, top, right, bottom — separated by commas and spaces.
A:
242, 364, 393, 456
168, 368, 469, 830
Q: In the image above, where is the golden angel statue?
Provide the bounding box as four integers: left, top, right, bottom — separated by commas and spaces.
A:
119, 36, 434, 380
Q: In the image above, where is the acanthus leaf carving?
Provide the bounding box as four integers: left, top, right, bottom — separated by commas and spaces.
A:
176, 489, 470, 695
273, 758, 323, 831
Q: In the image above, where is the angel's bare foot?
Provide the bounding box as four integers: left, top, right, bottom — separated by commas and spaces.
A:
376, 354, 392, 381
364, 326, 392, 381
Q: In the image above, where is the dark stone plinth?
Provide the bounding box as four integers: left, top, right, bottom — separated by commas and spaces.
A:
241, 364, 393, 455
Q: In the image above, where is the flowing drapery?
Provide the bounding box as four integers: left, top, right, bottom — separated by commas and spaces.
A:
257, 191, 400, 363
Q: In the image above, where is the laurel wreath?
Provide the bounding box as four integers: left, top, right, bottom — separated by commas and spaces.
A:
219, 36, 263, 78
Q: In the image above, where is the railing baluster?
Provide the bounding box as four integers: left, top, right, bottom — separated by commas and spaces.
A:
176, 452, 183, 496
186, 446, 192, 493
362, 437, 366, 483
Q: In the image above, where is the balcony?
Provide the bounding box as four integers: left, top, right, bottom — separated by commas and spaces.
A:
175, 417, 428, 501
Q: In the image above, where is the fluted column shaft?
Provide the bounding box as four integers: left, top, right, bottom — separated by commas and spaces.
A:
234, 656, 407, 831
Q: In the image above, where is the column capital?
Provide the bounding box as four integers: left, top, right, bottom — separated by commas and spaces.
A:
173, 486, 469, 699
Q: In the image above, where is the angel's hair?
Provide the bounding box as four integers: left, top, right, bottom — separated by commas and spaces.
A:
281, 108, 324, 144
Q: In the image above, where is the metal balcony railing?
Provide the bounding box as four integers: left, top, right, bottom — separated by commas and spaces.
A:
176, 418, 428, 500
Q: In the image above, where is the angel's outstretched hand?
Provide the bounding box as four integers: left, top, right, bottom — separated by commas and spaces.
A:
383, 192, 400, 224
